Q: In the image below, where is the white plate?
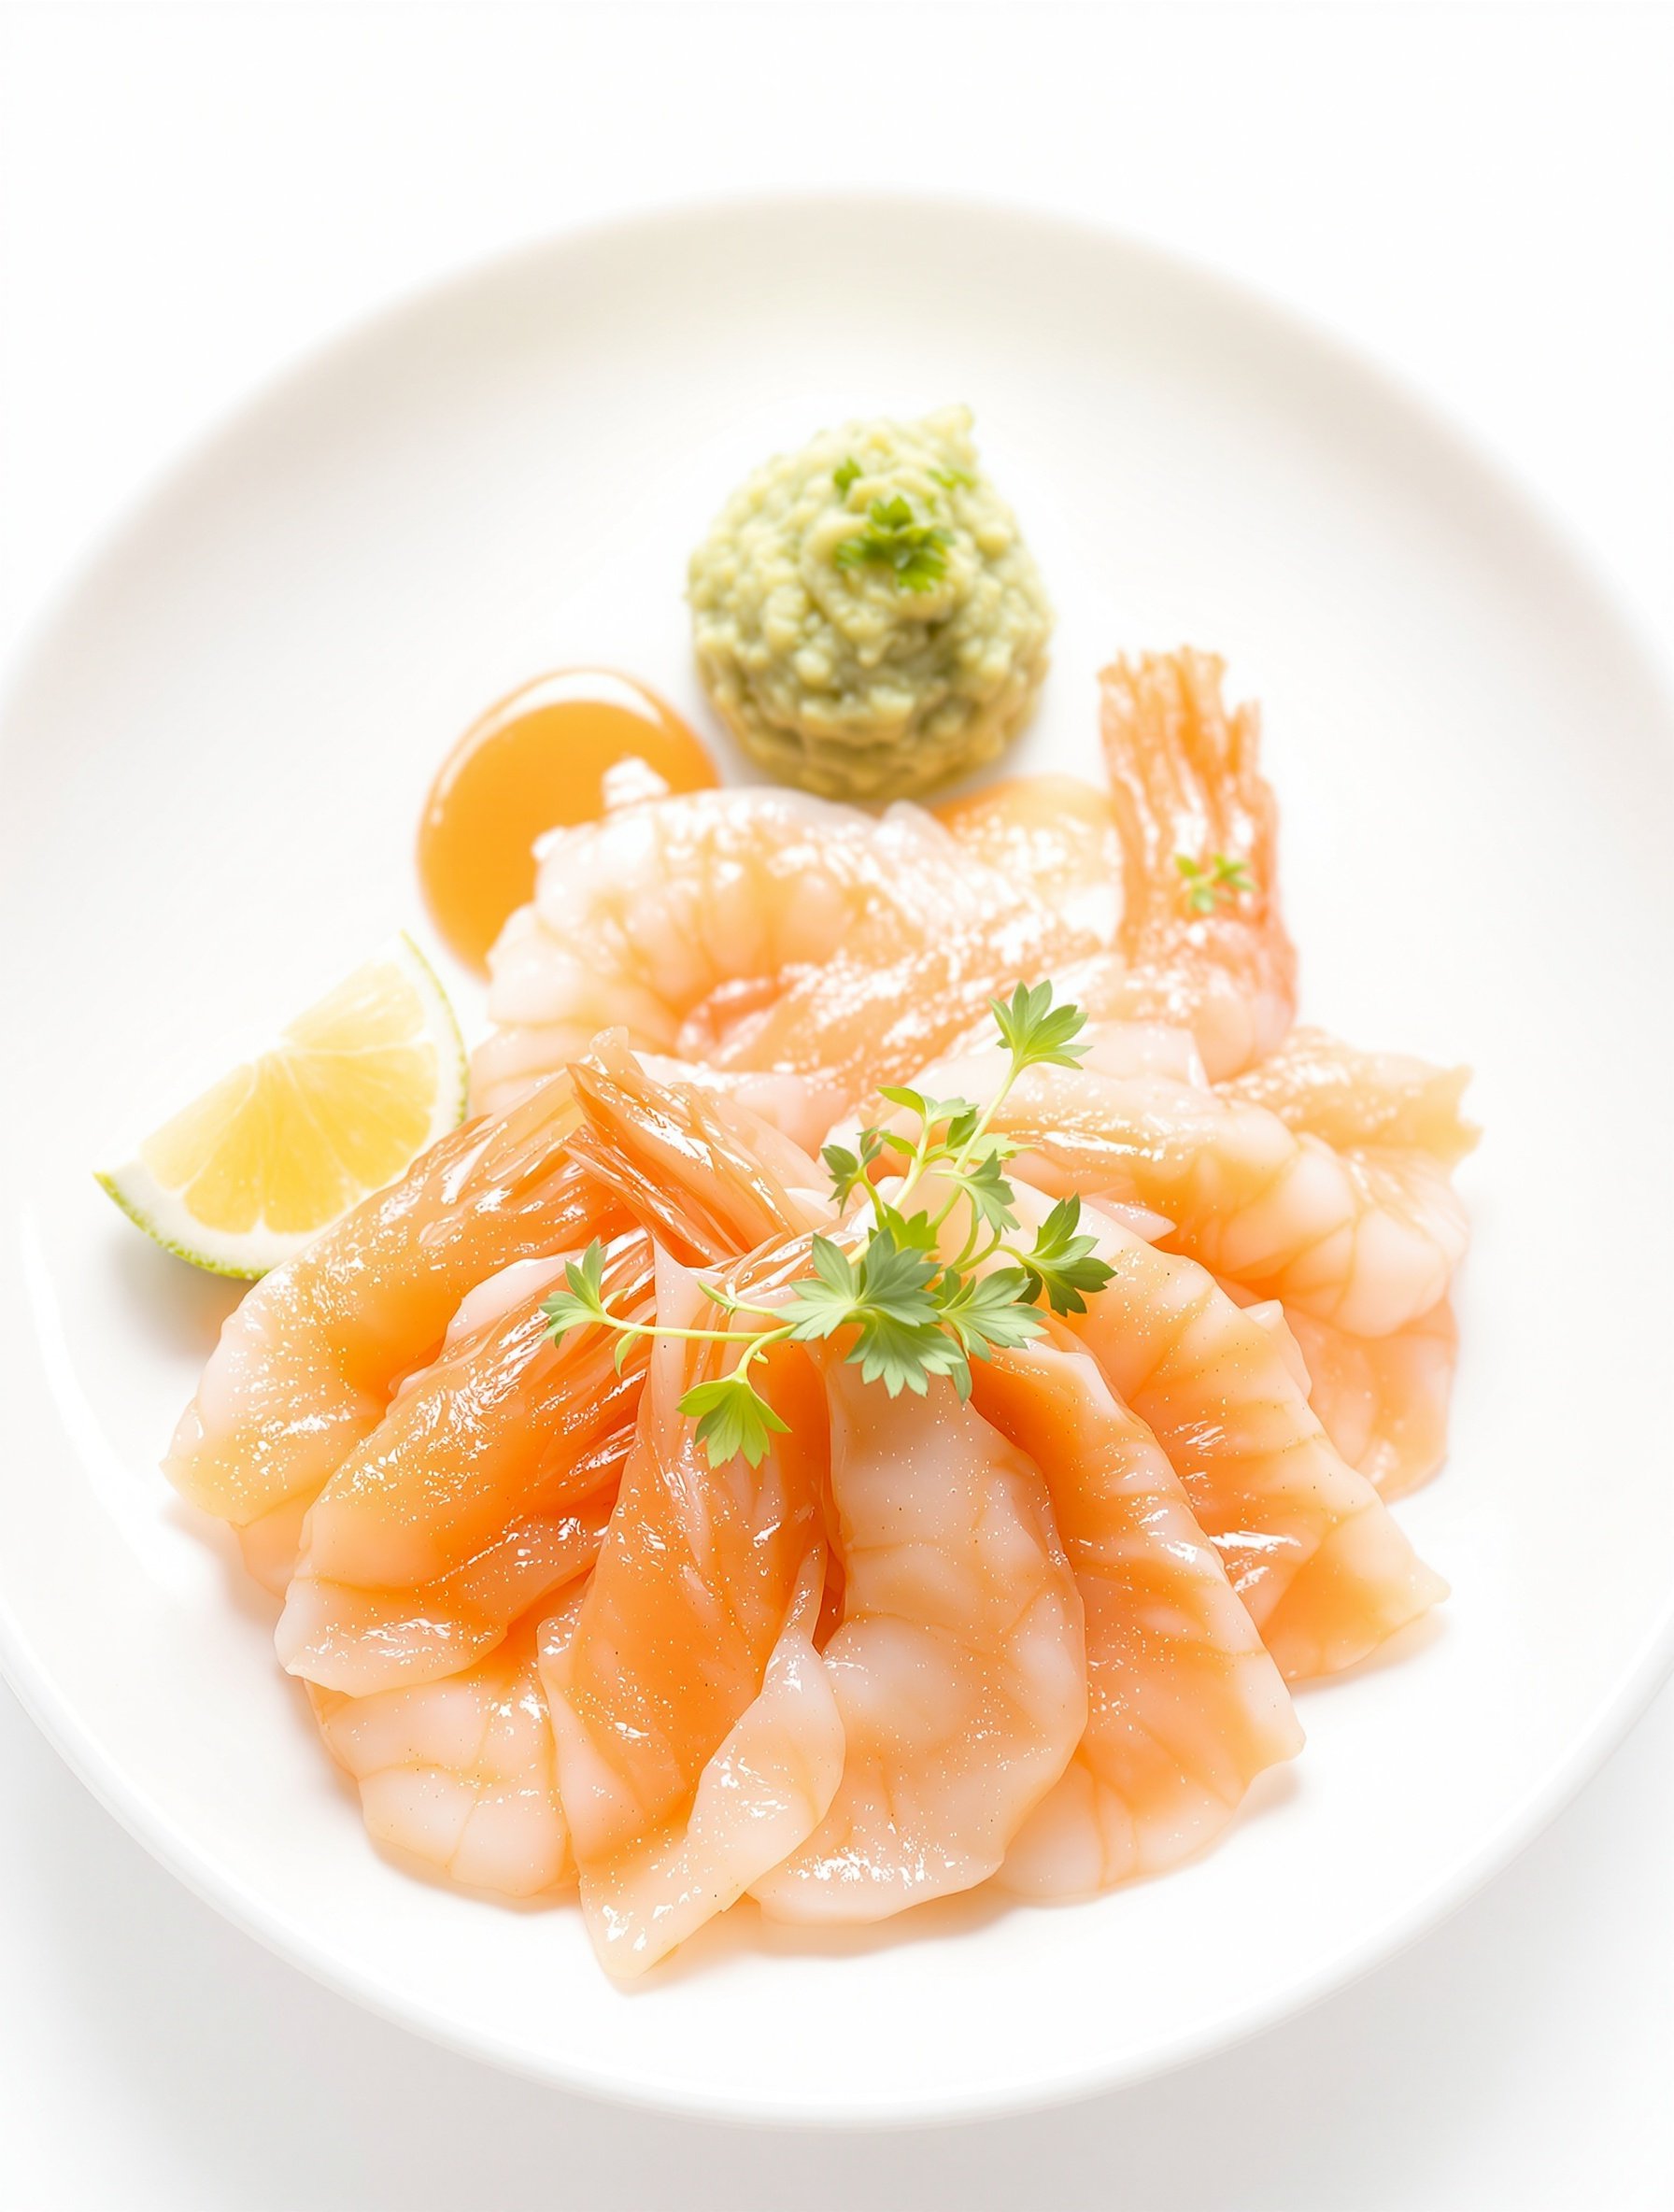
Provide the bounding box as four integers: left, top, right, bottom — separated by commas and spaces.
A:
2, 196, 1671, 2127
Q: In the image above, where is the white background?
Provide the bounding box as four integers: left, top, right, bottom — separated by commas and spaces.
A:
1, 5, 1669, 2207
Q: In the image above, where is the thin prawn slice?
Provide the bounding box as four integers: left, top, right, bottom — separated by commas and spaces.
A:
1273, 1297, 1459, 1500
278, 1426, 630, 1695
277, 1239, 653, 1693
1059, 650, 1298, 1078
165, 1074, 621, 1533
1023, 1185, 1447, 1680
540, 1538, 841, 1980
968, 1334, 1301, 1896
934, 773, 1125, 947
751, 1360, 1086, 1924
311, 1600, 576, 1901
471, 787, 1085, 1114
912, 1045, 1468, 1337
694, 889, 1093, 1113
566, 1030, 833, 1264
543, 1249, 839, 1978
1219, 1027, 1478, 1168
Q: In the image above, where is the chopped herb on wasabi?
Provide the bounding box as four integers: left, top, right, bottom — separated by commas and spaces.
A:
833, 495, 952, 593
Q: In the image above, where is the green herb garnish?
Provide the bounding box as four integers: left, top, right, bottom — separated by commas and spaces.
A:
544, 983, 1116, 1465
1174, 851, 1256, 915
832, 457, 862, 498
832, 495, 951, 593
929, 465, 975, 491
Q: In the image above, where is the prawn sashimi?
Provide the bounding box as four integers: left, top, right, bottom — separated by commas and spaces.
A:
968, 1334, 1301, 1896
541, 1540, 841, 1979
1027, 1188, 1447, 1679
544, 1251, 838, 1977
472, 787, 1097, 1116
903, 1045, 1468, 1336
1220, 1027, 1478, 1167
311, 1604, 574, 1900
166, 1075, 620, 1532
934, 773, 1125, 947
567, 1034, 831, 1263
277, 1239, 651, 1692
751, 1364, 1086, 1924
1281, 1298, 1459, 1499
278, 1429, 627, 1694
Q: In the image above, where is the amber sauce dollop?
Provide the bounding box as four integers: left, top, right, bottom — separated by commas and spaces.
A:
418, 669, 716, 971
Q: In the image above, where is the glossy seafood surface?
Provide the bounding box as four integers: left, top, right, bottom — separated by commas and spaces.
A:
169, 650, 1471, 1978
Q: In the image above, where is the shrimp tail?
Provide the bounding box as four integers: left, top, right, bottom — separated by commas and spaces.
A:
1088, 650, 1298, 1075
1099, 650, 1279, 939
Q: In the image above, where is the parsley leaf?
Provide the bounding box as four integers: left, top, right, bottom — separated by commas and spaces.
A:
854, 1222, 943, 1315
987, 980, 1092, 1073
779, 1224, 949, 1397
871, 1199, 942, 1253
956, 1147, 1020, 1235
1020, 1196, 1117, 1315
678, 1373, 790, 1469
541, 1240, 612, 1345
936, 1265, 1047, 1360
878, 1088, 983, 1147
850, 1312, 972, 1399
833, 456, 862, 497
778, 1234, 864, 1341
822, 1127, 890, 1205
929, 465, 975, 491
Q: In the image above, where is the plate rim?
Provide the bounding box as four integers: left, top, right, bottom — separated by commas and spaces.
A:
3, 186, 1673, 2128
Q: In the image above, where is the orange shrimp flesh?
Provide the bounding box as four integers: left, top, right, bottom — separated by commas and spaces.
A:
544, 1249, 835, 1975
165, 1074, 622, 1531
311, 1603, 575, 1900
277, 1425, 631, 1695
281, 1238, 652, 1631
969, 1332, 1301, 1894
1031, 1188, 1446, 1679
1219, 1027, 1478, 1166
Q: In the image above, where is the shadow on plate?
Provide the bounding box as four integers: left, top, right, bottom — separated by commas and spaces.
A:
106, 1227, 244, 1359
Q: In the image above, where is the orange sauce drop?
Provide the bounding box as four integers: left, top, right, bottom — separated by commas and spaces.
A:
418, 669, 717, 971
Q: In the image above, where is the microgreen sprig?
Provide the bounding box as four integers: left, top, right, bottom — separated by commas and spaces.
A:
543, 983, 1116, 1468
1175, 851, 1256, 915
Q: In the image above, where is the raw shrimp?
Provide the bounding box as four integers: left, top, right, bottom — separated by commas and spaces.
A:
935, 773, 1124, 946
471, 787, 1070, 1106
544, 1249, 840, 1978
471, 786, 1100, 1119
277, 1239, 653, 1693
1059, 650, 1298, 1078
1012, 1184, 1447, 1679
902, 1044, 1468, 1336
1220, 1026, 1478, 1167
968, 1333, 1301, 1896
566, 1032, 832, 1264
165, 1075, 622, 1533
1272, 1298, 1458, 1500
311, 1601, 576, 1900
278, 1427, 629, 1695
751, 1361, 1086, 1924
